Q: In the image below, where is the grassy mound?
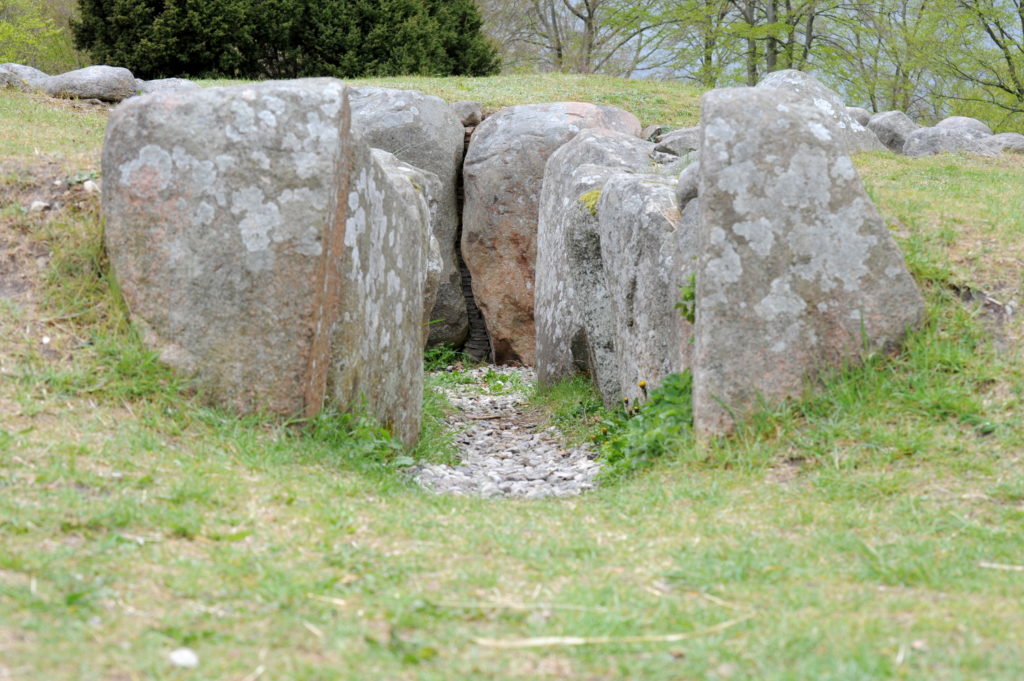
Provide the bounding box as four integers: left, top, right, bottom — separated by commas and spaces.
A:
1, 77, 1022, 680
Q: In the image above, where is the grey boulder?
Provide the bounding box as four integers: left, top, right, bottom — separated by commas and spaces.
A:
867, 110, 920, 153
102, 79, 425, 446
535, 128, 654, 402
984, 132, 1024, 154
654, 127, 700, 157
757, 70, 885, 153
371, 148, 444, 346
41, 65, 137, 102
0, 63, 48, 87
463, 101, 641, 365
598, 174, 696, 408
846, 106, 872, 126
451, 100, 483, 126
936, 115, 992, 136
694, 87, 924, 437
903, 126, 997, 157
138, 78, 201, 95
349, 86, 468, 348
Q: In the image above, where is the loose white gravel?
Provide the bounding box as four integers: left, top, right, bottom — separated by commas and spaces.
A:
409, 365, 601, 499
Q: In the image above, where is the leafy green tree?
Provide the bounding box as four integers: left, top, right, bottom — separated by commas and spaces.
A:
71, 0, 499, 79
1, 0, 81, 72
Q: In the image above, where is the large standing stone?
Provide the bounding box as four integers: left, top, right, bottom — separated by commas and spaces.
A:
349, 87, 467, 348
695, 87, 924, 436
102, 79, 425, 445
757, 70, 885, 154
903, 126, 997, 157
535, 128, 654, 400
598, 175, 697, 407
867, 111, 920, 153
463, 102, 641, 364
41, 65, 137, 102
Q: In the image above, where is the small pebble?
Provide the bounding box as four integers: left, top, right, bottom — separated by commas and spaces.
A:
169, 648, 199, 668
29, 201, 49, 213
82, 180, 100, 195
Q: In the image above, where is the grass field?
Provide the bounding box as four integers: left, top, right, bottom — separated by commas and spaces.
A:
1, 76, 1023, 680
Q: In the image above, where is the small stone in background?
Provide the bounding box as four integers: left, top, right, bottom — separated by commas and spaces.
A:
82, 180, 100, 195
29, 201, 49, 213
169, 648, 199, 668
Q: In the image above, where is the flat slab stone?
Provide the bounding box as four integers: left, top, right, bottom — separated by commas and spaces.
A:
694, 87, 924, 436
41, 65, 137, 102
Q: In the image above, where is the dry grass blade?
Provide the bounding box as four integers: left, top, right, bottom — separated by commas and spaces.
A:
474, 613, 756, 649
978, 561, 1024, 572
434, 600, 609, 613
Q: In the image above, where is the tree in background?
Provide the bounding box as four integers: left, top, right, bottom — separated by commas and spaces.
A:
72, 0, 500, 80
1, 0, 84, 72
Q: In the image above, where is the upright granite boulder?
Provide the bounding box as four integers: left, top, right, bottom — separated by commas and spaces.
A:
757, 70, 885, 154
463, 102, 641, 364
349, 87, 468, 348
694, 87, 924, 436
103, 79, 425, 445
371, 148, 444, 345
535, 128, 654, 401
867, 111, 920, 153
42, 65, 137, 102
598, 174, 697, 407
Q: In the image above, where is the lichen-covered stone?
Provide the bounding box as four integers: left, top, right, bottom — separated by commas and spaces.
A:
41, 65, 137, 102
599, 174, 697, 407
463, 102, 641, 364
867, 111, 919, 153
103, 79, 425, 445
451, 100, 483, 126
371, 148, 443, 346
349, 87, 467, 348
757, 70, 885, 154
694, 87, 924, 436
903, 126, 996, 157
535, 129, 653, 400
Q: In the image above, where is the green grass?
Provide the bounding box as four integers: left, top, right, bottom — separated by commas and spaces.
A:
2, 82, 1024, 680
0, 90, 107, 161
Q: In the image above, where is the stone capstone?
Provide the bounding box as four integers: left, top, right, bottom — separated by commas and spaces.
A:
903, 126, 997, 157
535, 128, 654, 402
936, 115, 992, 136
349, 86, 468, 348
462, 101, 641, 364
41, 65, 137, 102
102, 79, 425, 445
867, 110, 920, 153
757, 69, 885, 154
598, 174, 697, 407
694, 87, 924, 436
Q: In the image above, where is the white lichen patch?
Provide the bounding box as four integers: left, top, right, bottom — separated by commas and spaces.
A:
119, 144, 172, 189
755, 276, 807, 320
733, 217, 775, 257
231, 186, 282, 253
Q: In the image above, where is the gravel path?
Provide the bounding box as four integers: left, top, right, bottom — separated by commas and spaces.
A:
410, 365, 602, 498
